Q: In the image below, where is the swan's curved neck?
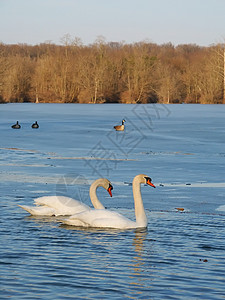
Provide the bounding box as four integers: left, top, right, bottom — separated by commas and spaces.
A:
89, 179, 105, 209
132, 177, 147, 228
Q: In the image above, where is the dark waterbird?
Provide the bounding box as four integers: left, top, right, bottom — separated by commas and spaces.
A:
31, 121, 39, 129
11, 121, 21, 129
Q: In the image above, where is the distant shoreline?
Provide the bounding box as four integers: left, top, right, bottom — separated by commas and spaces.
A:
1, 43, 225, 105
1, 102, 224, 105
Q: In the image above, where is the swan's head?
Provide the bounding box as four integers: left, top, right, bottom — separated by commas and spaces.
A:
144, 176, 156, 188
96, 178, 113, 197
134, 174, 156, 188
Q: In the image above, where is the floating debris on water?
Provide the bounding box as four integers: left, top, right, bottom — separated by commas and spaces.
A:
175, 207, 185, 212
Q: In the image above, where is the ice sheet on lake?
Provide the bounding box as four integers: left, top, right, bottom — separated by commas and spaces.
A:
1, 103, 225, 215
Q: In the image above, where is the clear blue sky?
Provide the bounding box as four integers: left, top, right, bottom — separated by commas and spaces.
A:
0, 0, 224, 46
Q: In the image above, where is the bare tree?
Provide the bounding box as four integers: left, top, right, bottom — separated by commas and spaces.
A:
210, 43, 225, 103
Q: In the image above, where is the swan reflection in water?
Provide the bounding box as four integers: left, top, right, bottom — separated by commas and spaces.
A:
25, 214, 151, 298
130, 228, 149, 275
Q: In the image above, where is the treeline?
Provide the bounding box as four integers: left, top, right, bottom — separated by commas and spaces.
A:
0, 37, 225, 104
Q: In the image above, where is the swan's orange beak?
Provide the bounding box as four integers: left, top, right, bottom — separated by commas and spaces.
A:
107, 185, 113, 197
147, 179, 156, 188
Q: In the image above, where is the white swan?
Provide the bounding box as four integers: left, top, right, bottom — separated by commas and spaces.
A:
62, 174, 155, 229
18, 178, 113, 216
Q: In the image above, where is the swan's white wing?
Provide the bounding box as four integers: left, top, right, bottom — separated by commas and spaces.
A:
34, 196, 90, 215
63, 209, 136, 229
34, 196, 83, 208
18, 196, 90, 216
18, 205, 56, 216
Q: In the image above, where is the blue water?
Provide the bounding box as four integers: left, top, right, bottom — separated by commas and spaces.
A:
1, 103, 225, 299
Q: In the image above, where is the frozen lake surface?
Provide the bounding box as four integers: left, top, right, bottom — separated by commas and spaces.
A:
0, 103, 225, 299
